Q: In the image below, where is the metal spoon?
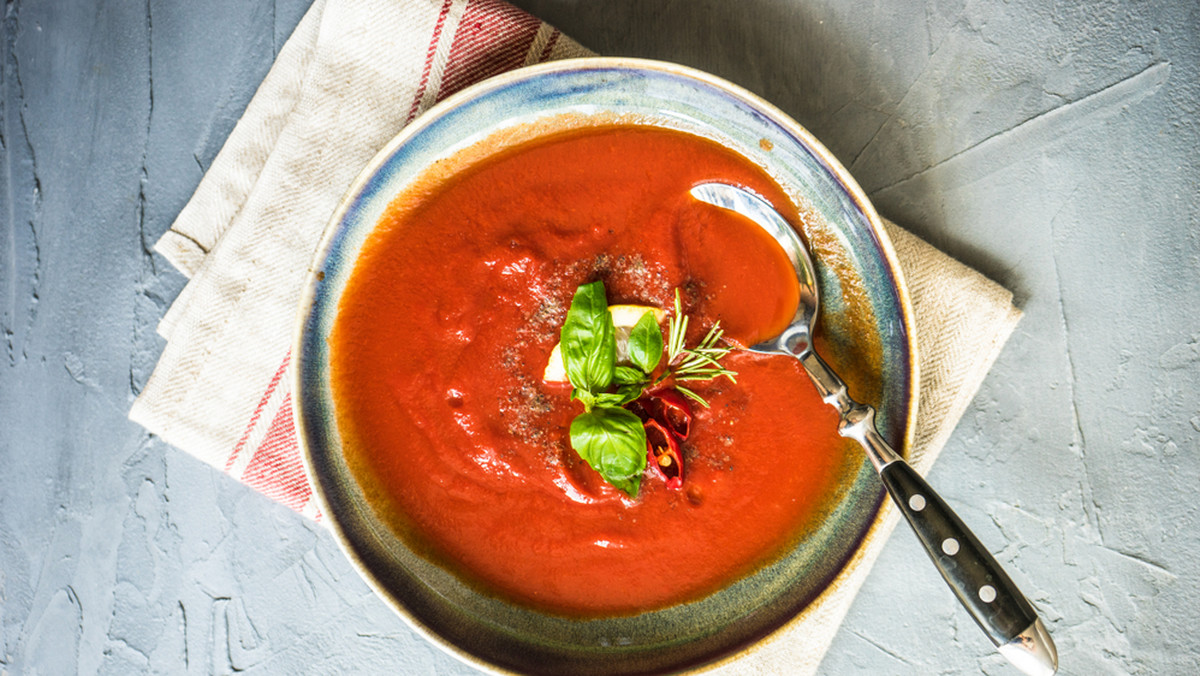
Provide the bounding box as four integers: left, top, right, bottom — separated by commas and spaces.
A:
690, 182, 1058, 676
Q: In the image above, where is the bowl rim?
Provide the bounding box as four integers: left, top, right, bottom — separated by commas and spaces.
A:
292, 55, 920, 675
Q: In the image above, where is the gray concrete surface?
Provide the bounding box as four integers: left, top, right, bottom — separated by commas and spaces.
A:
2, 0, 1197, 673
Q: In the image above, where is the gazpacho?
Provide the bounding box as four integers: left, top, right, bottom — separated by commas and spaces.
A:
330, 124, 871, 617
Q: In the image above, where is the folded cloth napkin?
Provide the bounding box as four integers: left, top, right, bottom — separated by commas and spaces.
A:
130, 0, 1021, 673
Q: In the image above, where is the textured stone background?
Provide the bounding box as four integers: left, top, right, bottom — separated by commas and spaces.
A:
2, 0, 1197, 674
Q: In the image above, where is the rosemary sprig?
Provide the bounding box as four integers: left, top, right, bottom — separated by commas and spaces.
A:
666, 289, 690, 364
663, 290, 737, 407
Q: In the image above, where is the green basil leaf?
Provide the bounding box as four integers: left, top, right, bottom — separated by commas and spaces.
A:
560, 281, 616, 393
608, 474, 642, 499
593, 392, 626, 407
594, 384, 645, 408
569, 406, 647, 498
627, 311, 663, 374
616, 383, 646, 405
613, 365, 646, 385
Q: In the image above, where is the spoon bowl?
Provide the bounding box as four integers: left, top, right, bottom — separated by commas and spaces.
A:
688, 182, 820, 357
689, 182, 1059, 676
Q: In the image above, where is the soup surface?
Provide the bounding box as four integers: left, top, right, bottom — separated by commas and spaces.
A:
331, 125, 866, 616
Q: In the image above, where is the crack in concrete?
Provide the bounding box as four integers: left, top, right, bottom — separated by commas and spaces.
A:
868, 61, 1172, 196
179, 600, 189, 671
209, 596, 233, 675
354, 631, 406, 640
1100, 544, 1177, 580
3, 0, 42, 366
295, 556, 321, 607
2, 2, 14, 367
1047, 192, 1085, 452
14, 14, 39, 368
847, 0, 972, 171
130, 0, 156, 400
137, 0, 155, 265
222, 587, 381, 674
850, 630, 913, 665
1046, 186, 1106, 542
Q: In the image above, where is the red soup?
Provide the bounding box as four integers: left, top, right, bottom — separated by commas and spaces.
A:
331, 124, 867, 617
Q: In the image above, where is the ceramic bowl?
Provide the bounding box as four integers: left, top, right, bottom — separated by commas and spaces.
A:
294, 57, 917, 674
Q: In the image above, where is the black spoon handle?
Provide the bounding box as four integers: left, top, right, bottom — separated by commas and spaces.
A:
879, 458, 1037, 644
799, 350, 1056, 674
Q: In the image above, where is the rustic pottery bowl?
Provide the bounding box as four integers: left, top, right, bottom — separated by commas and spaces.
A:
294, 57, 917, 674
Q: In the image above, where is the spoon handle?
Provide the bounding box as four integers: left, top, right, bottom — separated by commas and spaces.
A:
799, 351, 1057, 676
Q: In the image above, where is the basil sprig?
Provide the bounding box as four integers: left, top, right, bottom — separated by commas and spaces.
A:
561, 281, 651, 497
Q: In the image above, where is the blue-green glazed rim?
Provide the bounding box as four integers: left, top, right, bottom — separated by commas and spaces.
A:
294, 57, 918, 675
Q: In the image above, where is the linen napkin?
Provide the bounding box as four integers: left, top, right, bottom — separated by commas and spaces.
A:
130, 0, 1022, 673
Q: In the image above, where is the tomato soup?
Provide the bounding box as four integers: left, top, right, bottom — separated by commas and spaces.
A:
331, 125, 865, 617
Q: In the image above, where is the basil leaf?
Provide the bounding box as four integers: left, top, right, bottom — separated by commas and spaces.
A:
594, 384, 644, 408
593, 392, 626, 407
560, 281, 616, 393
608, 475, 642, 499
627, 311, 663, 374
613, 365, 646, 385
569, 406, 647, 498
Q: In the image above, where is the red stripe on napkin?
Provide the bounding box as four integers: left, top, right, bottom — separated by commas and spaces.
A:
241, 393, 313, 512
440, 0, 542, 100
539, 30, 561, 62
405, 0, 456, 125
226, 350, 292, 472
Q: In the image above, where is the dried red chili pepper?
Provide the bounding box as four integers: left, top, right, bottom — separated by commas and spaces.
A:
630, 388, 693, 441
652, 388, 692, 440
644, 419, 684, 490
